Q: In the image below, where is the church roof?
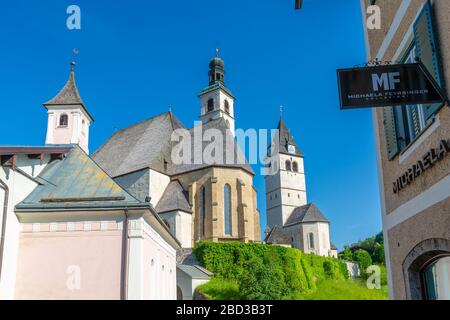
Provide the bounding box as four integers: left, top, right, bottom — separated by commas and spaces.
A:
43, 68, 94, 122
284, 203, 329, 226
169, 117, 254, 176
276, 117, 303, 156
16, 146, 145, 211
93, 112, 254, 178
92, 112, 184, 177
156, 181, 191, 214
177, 264, 212, 280
264, 226, 292, 245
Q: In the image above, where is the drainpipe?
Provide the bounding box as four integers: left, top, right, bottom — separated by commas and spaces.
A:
0, 178, 9, 282
120, 208, 129, 300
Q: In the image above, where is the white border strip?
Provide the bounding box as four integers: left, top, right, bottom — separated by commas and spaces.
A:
376, 0, 412, 60
385, 174, 450, 230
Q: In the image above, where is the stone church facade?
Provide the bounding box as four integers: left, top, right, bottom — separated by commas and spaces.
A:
92, 54, 261, 248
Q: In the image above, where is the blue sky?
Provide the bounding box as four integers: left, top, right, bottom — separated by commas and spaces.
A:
0, 0, 381, 249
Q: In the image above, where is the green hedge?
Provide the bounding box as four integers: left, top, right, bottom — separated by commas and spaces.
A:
194, 242, 348, 300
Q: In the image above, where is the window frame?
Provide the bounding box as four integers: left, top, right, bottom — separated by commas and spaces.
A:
59, 114, 69, 127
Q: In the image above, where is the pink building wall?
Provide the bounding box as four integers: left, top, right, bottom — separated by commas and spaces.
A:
15, 225, 123, 300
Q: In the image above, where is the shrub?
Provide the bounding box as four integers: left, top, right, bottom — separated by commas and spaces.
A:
196, 278, 241, 300
372, 244, 385, 264
353, 249, 373, 276
339, 246, 353, 261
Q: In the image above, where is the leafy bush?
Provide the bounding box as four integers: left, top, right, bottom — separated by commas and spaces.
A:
353, 249, 373, 276
339, 246, 353, 261
196, 278, 241, 300
194, 242, 348, 300
372, 244, 385, 265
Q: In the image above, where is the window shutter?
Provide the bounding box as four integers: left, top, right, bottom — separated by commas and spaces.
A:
414, 0, 442, 121
382, 106, 399, 160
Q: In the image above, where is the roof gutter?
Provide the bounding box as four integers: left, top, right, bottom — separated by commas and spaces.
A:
0, 178, 9, 282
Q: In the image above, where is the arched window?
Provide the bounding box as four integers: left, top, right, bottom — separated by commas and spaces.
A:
224, 184, 232, 236
224, 100, 230, 114
422, 256, 450, 299
285, 160, 291, 171
59, 114, 68, 127
292, 161, 298, 172
207, 99, 214, 112
308, 233, 315, 249
200, 186, 206, 236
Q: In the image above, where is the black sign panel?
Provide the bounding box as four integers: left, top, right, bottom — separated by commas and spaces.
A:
337, 63, 446, 109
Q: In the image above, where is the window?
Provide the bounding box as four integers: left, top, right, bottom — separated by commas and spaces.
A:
207, 99, 214, 112
383, 2, 443, 159
292, 161, 298, 172
224, 184, 232, 236
59, 114, 68, 127
422, 256, 450, 300
224, 100, 230, 114
200, 186, 206, 236
81, 119, 86, 135
285, 160, 291, 171
308, 233, 315, 249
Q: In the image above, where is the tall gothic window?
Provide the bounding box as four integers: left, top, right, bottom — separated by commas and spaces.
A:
200, 186, 206, 236
308, 233, 315, 249
59, 114, 68, 127
285, 160, 291, 171
292, 161, 298, 172
224, 184, 232, 236
207, 99, 214, 112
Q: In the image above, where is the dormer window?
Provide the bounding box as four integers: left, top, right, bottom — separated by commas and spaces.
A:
59, 114, 68, 127
207, 99, 214, 112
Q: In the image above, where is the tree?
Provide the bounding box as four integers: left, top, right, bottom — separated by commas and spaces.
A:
372, 244, 385, 264
353, 249, 373, 276
339, 246, 353, 261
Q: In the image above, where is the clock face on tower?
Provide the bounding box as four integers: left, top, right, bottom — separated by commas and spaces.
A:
288, 144, 296, 154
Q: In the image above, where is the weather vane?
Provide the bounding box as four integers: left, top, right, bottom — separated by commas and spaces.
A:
71, 48, 79, 71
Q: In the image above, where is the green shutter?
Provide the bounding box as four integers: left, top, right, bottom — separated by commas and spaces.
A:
382, 106, 399, 160
413, 0, 443, 121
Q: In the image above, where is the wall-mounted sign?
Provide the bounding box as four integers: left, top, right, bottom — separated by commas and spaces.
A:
393, 139, 450, 194
337, 63, 447, 110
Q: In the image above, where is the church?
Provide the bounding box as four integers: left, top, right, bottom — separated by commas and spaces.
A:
0, 53, 261, 300
264, 118, 338, 258
0, 50, 336, 299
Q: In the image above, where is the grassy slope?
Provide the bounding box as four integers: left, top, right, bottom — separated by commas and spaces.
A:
294, 279, 388, 300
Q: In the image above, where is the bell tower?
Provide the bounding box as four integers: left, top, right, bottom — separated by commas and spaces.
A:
199, 49, 235, 135
265, 116, 307, 227
44, 61, 93, 154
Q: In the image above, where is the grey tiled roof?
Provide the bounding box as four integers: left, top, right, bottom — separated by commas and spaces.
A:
16, 146, 145, 211
92, 112, 184, 177
93, 112, 254, 178
44, 70, 93, 121
44, 71, 84, 106
177, 264, 212, 279
264, 226, 292, 245
284, 203, 329, 226
156, 181, 191, 213
276, 117, 303, 156
168, 117, 254, 175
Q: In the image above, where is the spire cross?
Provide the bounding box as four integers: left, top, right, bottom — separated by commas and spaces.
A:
216, 47, 219, 58
280, 105, 284, 117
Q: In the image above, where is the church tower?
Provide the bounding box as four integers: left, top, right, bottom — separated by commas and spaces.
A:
265, 116, 307, 227
198, 50, 235, 135
44, 62, 93, 154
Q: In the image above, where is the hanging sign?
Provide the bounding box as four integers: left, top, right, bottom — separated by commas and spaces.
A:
337, 62, 447, 109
